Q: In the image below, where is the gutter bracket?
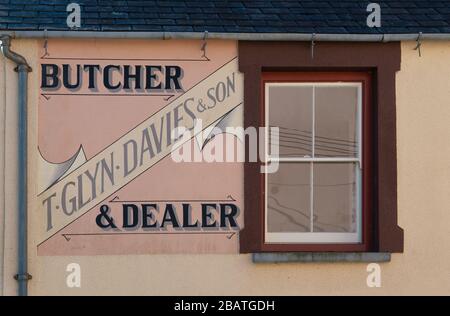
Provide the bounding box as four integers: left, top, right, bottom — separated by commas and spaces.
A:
41, 29, 49, 59
201, 30, 209, 61
414, 32, 422, 57
310, 33, 316, 59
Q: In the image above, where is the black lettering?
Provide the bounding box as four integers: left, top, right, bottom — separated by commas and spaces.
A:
165, 66, 182, 90
103, 65, 121, 90
182, 204, 199, 228
161, 204, 180, 228
145, 66, 162, 90
122, 204, 139, 228
220, 204, 238, 228
41, 64, 59, 89
202, 204, 218, 228
62, 64, 81, 89
83, 64, 100, 89
124, 65, 142, 89
142, 204, 158, 228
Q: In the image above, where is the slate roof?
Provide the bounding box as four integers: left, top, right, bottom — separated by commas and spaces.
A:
1, 0, 450, 34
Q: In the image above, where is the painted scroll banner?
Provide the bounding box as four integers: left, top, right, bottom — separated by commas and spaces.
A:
38, 58, 243, 245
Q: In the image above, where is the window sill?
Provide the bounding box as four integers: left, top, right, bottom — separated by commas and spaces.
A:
252, 252, 391, 263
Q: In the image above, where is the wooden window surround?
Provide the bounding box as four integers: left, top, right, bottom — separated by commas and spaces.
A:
239, 41, 404, 253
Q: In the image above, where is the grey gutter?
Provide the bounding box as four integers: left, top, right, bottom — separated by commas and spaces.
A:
0, 35, 32, 296
1, 30, 450, 41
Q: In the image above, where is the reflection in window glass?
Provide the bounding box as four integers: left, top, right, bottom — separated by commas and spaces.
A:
267, 163, 310, 232
268, 86, 313, 157
315, 86, 358, 157
313, 163, 357, 233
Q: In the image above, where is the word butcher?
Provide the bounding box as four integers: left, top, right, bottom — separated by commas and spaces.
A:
41, 63, 184, 92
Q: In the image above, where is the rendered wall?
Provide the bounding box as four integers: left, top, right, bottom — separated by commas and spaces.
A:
0, 39, 449, 295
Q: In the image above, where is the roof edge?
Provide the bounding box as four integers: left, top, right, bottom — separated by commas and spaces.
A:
1, 31, 450, 41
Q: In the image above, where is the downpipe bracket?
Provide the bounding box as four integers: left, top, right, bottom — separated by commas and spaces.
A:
14, 64, 32, 73
14, 273, 32, 281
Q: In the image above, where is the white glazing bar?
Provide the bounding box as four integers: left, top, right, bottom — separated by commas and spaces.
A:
310, 86, 315, 232
312, 85, 315, 158
356, 164, 362, 242
265, 83, 269, 161
264, 83, 269, 240
266, 232, 360, 244
357, 83, 363, 169
267, 157, 360, 163
356, 84, 363, 241
266, 82, 362, 88
310, 162, 314, 232
356, 83, 364, 242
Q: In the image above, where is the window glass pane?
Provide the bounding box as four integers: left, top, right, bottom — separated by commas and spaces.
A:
268, 85, 313, 157
313, 163, 357, 233
267, 163, 310, 232
315, 86, 358, 157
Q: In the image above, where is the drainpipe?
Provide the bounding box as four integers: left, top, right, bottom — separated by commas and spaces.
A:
0, 35, 32, 296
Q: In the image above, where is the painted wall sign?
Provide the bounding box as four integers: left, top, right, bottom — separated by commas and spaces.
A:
37, 39, 244, 255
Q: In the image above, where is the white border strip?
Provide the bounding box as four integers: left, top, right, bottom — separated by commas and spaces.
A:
266, 232, 360, 244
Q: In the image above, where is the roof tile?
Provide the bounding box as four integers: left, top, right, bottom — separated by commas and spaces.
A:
0, 0, 449, 33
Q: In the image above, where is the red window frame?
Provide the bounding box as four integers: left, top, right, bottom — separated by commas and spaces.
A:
260, 71, 373, 252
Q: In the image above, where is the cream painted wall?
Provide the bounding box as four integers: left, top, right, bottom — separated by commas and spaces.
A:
0, 39, 449, 295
